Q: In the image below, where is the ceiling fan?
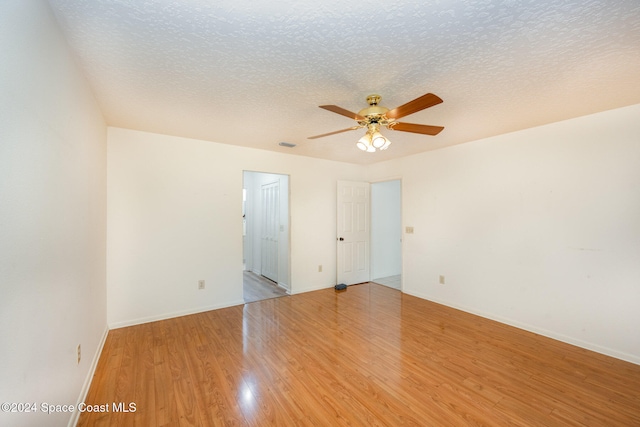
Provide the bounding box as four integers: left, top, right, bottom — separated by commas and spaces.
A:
308, 93, 444, 152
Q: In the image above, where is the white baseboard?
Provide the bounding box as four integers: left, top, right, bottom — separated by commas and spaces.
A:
277, 281, 290, 293
403, 289, 640, 366
108, 299, 246, 329
68, 326, 109, 427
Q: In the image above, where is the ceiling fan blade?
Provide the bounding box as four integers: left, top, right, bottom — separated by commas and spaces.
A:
389, 122, 444, 136
319, 105, 365, 121
308, 126, 360, 139
385, 93, 443, 120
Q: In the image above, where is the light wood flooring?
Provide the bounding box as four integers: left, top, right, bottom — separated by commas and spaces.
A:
79, 283, 640, 426
243, 271, 288, 303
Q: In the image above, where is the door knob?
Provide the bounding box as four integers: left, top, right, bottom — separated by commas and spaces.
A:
338, 237, 344, 241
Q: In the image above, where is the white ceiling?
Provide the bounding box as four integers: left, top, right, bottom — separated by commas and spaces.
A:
47, 0, 640, 165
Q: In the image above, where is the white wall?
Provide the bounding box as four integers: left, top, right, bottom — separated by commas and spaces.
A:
371, 180, 402, 280
368, 104, 640, 364
0, 2, 108, 426
107, 128, 365, 327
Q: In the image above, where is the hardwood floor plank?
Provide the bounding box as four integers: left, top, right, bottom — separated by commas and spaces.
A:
152, 320, 178, 427
79, 283, 640, 426
132, 323, 155, 427
78, 329, 125, 427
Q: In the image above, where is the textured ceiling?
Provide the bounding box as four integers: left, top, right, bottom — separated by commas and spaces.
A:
47, 0, 640, 165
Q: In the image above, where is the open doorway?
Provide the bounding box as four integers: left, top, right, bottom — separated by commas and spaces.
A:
370, 180, 402, 289
336, 179, 402, 289
243, 171, 290, 303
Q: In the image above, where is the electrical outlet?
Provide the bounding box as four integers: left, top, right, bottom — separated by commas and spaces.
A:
439, 275, 445, 285
77, 344, 81, 364
198, 280, 205, 290
405, 226, 414, 234
318, 265, 322, 272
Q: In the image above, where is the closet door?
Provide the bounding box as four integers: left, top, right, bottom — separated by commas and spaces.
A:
260, 181, 279, 282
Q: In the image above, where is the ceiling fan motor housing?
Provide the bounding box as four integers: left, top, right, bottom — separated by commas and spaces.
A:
358, 95, 392, 126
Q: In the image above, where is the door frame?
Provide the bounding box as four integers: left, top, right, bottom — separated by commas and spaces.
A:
243, 170, 291, 294
336, 180, 371, 286
336, 177, 403, 289
370, 178, 403, 290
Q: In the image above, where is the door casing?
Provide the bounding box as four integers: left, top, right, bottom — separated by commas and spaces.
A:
336, 180, 371, 286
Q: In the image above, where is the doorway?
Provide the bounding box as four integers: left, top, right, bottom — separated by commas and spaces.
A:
243, 171, 290, 303
336, 179, 402, 289
336, 180, 371, 286
371, 180, 402, 289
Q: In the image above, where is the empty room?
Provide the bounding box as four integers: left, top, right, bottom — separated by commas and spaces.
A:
1, 1, 639, 426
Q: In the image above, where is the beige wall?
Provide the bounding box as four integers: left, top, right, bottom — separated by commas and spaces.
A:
0, 1, 107, 426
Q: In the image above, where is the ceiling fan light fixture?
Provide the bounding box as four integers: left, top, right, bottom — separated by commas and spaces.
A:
356, 133, 371, 151
371, 131, 386, 148
357, 124, 391, 152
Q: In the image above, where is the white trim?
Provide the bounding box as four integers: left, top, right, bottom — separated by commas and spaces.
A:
403, 289, 640, 366
68, 327, 109, 427
368, 174, 403, 184
277, 281, 290, 292
108, 300, 246, 329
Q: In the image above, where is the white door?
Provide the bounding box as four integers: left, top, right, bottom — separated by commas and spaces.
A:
261, 181, 279, 282
337, 180, 370, 285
